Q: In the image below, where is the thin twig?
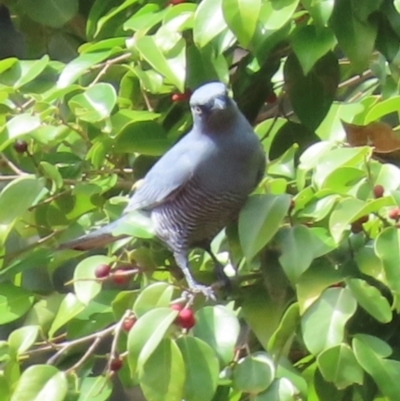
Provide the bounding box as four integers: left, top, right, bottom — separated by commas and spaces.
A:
0, 153, 26, 175
46, 324, 116, 366
107, 310, 132, 372
66, 337, 102, 373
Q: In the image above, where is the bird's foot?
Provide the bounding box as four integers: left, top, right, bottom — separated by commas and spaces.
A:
183, 283, 216, 301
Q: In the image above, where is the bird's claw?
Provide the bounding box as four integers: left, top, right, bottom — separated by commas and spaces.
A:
183, 284, 216, 301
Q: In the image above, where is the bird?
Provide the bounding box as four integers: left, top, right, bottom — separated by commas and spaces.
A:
60, 82, 266, 298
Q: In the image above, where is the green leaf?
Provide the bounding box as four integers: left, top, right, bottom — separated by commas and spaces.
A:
302, 0, 334, 26
124, 4, 167, 33
74, 255, 113, 305
133, 282, 174, 318
128, 307, 177, 375
239, 194, 291, 261
222, 0, 261, 48
0, 283, 34, 324
317, 344, 363, 389
3, 115, 41, 145
301, 288, 357, 355
115, 121, 171, 156
275, 226, 315, 283
68, 83, 117, 122
291, 26, 336, 75
48, 293, 85, 338
233, 352, 275, 394
77, 376, 112, 401
268, 303, 300, 357
57, 50, 114, 88
296, 260, 343, 314
112, 210, 155, 239
24, 294, 64, 335
347, 278, 392, 323
10, 365, 68, 401
139, 339, 185, 401
353, 335, 400, 401
193, 0, 228, 47
135, 36, 185, 91
329, 198, 366, 243
8, 326, 39, 356
91, 0, 139, 39
284, 51, 339, 131
375, 227, 400, 309
364, 96, 400, 124
39, 161, 63, 190
18, 0, 78, 28
241, 286, 286, 351
267, 144, 297, 179
329, 0, 378, 72
0, 176, 45, 226
297, 194, 338, 222
193, 305, 240, 366
254, 377, 299, 401
259, 0, 299, 31
0, 56, 50, 89
176, 337, 220, 401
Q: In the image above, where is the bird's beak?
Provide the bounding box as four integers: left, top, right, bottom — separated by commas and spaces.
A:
212, 97, 226, 110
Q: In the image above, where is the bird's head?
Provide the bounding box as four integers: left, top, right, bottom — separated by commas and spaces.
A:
189, 82, 238, 131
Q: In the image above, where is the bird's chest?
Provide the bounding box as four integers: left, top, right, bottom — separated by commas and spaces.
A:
150, 177, 246, 250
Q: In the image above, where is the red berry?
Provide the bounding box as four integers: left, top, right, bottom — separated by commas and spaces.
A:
110, 357, 123, 371
167, 0, 185, 5
373, 184, 384, 198
177, 308, 196, 329
122, 316, 136, 332
266, 92, 277, 104
388, 207, 400, 220
112, 269, 129, 285
13, 139, 28, 153
171, 90, 191, 102
95, 264, 111, 279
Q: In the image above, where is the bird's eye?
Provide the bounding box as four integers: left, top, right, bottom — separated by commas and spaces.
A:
194, 106, 202, 114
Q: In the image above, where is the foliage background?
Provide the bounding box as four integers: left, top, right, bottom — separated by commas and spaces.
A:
1, 0, 400, 400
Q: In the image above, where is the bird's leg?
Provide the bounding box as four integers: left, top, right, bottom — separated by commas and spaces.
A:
173, 250, 216, 300
204, 246, 231, 289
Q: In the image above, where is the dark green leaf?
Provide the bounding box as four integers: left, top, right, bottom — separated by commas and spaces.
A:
222, 0, 261, 48
133, 282, 174, 317
301, 288, 357, 355
139, 339, 185, 401
176, 337, 220, 401
128, 307, 177, 375
317, 344, 363, 389
193, 305, 240, 366
10, 365, 68, 401
239, 194, 291, 261
233, 352, 275, 394
291, 26, 336, 75
284, 51, 339, 131
0, 283, 34, 324
330, 0, 378, 72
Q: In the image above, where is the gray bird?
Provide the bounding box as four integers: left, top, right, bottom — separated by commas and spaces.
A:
60, 82, 266, 297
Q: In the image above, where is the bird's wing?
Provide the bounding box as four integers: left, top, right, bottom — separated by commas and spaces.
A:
124, 136, 200, 212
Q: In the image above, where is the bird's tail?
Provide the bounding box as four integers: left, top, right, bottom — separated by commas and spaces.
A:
58, 218, 126, 251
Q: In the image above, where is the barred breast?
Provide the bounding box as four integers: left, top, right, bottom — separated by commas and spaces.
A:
151, 178, 246, 253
